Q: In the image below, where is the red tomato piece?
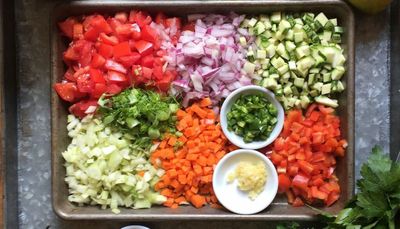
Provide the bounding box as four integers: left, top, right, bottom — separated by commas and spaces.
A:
58, 17, 77, 39
278, 174, 291, 193
114, 12, 128, 23
107, 70, 127, 82
89, 68, 105, 83
106, 84, 122, 95
73, 23, 83, 39
292, 197, 304, 207
140, 55, 154, 68
54, 82, 80, 102
134, 40, 153, 56
63, 46, 80, 61
113, 41, 132, 58
69, 100, 98, 118
90, 53, 106, 68
105, 59, 127, 74
141, 25, 158, 43
77, 74, 94, 93
91, 83, 107, 99
98, 43, 114, 58
83, 27, 99, 41
129, 10, 152, 27
141, 67, 153, 79
155, 70, 175, 92
116, 52, 141, 67
99, 33, 119, 45
292, 174, 309, 191
90, 15, 112, 34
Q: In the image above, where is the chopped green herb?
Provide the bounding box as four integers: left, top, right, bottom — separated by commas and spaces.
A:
227, 93, 278, 143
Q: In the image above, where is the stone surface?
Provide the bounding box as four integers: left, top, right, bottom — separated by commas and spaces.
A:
15, 1, 391, 228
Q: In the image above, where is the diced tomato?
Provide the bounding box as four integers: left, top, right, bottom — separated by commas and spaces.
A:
107, 70, 127, 83
106, 83, 122, 95
91, 83, 107, 99
140, 55, 154, 68
64, 68, 76, 82
90, 53, 106, 68
129, 10, 152, 27
54, 82, 80, 102
89, 68, 105, 83
116, 52, 141, 67
298, 160, 314, 175
113, 41, 132, 57
141, 25, 158, 43
105, 59, 127, 74
90, 15, 112, 34
56, 10, 182, 118
292, 197, 305, 207
73, 23, 83, 39
58, 17, 77, 38
155, 70, 175, 92
99, 33, 119, 45
63, 47, 80, 61
278, 174, 291, 193
134, 40, 153, 56
292, 174, 309, 191
142, 67, 153, 79
310, 186, 328, 200
84, 27, 99, 41
68, 100, 98, 118
76, 74, 94, 93
98, 43, 114, 58
114, 12, 128, 23
326, 192, 340, 206
318, 105, 334, 115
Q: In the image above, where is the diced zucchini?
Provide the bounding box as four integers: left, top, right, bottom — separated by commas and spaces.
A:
300, 95, 311, 108
243, 62, 256, 75
285, 29, 294, 40
255, 21, 266, 34
257, 49, 267, 59
321, 83, 332, 95
283, 85, 292, 95
285, 41, 296, 52
334, 26, 344, 34
271, 56, 286, 69
323, 73, 331, 83
308, 73, 315, 85
295, 45, 310, 59
277, 64, 289, 75
271, 12, 282, 24
264, 78, 278, 90
266, 44, 276, 58
315, 13, 329, 26
288, 61, 297, 70
278, 19, 292, 32
331, 66, 345, 80
337, 80, 345, 92
294, 77, 305, 88
296, 56, 315, 76
315, 96, 338, 108
277, 43, 289, 60
294, 32, 304, 43
309, 68, 320, 74
313, 82, 323, 91
248, 18, 258, 27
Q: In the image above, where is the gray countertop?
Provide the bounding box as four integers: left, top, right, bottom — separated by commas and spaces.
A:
15, 1, 391, 228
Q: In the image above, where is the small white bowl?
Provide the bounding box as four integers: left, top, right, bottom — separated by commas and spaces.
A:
220, 85, 285, 149
212, 149, 278, 214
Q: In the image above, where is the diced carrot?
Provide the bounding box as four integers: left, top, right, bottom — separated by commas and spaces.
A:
190, 195, 206, 208
199, 98, 212, 107
168, 136, 177, 146
150, 99, 235, 209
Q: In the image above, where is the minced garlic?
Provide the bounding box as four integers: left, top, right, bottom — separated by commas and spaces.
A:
227, 161, 267, 200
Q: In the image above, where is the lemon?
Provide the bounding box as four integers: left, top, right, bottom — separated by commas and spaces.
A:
348, 0, 392, 14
